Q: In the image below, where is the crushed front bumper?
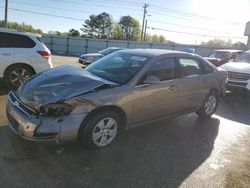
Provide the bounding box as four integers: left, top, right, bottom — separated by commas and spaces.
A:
6, 92, 86, 143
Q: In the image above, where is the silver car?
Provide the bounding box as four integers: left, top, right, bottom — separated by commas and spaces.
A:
6, 49, 227, 149
79, 47, 125, 66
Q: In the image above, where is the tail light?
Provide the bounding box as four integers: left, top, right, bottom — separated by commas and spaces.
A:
37, 50, 51, 58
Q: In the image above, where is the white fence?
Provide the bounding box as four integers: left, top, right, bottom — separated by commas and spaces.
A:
42, 35, 226, 56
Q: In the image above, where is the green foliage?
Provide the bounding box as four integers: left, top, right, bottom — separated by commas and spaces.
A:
68, 29, 80, 37
145, 34, 167, 43
119, 16, 140, 41
81, 12, 112, 39
0, 20, 43, 34
112, 23, 123, 40
201, 39, 247, 49
47, 30, 68, 37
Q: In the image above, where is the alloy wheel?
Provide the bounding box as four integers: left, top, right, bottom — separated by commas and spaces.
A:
92, 117, 118, 147
204, 95, 217, 115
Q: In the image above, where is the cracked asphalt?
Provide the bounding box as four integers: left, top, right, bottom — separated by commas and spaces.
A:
0, 55, 249, 188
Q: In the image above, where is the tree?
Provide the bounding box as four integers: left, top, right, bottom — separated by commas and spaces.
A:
81, 14, 98, 38
232, 42, 247, 50
48, 30, 67, 37
201, 39, 247, 49
96, 12, 112, 39
112, 23, 123, 40
119, 16, 140, 40
0, 20, 43, 34
159, 35, 166, 43
81, 12, 112, 39
68, 29, 80, 37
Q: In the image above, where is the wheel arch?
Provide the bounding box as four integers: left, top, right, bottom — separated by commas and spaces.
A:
77, 105, 127, 142
84, 105, 127, 127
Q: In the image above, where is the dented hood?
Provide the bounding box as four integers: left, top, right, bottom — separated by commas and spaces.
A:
17, 65, 116, 109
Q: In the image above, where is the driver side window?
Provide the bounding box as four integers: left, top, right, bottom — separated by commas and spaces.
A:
139, 57, 176, 84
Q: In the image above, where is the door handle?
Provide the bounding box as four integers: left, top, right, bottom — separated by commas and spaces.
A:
168, 85, 176, 91
1, 53, 12, 56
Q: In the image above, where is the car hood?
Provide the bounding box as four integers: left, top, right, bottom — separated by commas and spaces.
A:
17, 65, 117, 109
220, 62, 250, 74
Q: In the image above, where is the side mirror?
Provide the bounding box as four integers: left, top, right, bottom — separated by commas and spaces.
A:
143, 76, 161, 84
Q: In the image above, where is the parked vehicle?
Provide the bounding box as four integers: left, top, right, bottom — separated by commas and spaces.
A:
79, 47, 125, 66
220, 50, 250, 93
6, 49, 227, 149
0, 29, 53, 89
205, 49, 243, 67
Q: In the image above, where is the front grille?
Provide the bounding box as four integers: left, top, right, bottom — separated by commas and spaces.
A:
228, 72, 250, 81
9, 92, 35, 116
6, 110, 19, 131
227, 81, 248, 87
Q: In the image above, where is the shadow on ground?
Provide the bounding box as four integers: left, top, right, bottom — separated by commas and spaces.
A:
216, 93, 250, 125
0, 79, 9, 96
0, 114, 219, 188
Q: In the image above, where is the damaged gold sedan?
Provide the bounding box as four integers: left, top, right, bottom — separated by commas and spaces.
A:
6, 49, 227, 149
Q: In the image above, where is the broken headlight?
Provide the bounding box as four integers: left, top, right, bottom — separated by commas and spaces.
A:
40, 103, 75, 116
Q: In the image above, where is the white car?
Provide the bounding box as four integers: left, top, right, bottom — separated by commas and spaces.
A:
220, 50, 250, 93
0, 29, 53, 89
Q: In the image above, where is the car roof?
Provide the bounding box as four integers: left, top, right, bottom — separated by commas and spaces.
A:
120, 48, 194, 57
0, 28, 41, 37
214, 49, 243, 52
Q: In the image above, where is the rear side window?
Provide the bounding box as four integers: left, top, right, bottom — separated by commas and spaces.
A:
146, 57, 176, 81
0, 32, 35, 48
179, 58, 203, 76
0, 32, 13, 47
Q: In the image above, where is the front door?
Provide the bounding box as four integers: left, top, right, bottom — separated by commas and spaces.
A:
132, 57, 182, 124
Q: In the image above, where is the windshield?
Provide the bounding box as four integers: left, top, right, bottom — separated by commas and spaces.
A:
234, 51, 250, 63
85, 51, 150, 84
208, 51, 230, 60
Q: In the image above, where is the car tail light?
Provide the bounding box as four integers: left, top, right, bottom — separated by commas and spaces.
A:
37, 51, 51, 58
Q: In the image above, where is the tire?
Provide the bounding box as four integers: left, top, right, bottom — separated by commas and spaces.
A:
196, 91, 218, 118
78, 111, 123, 149
4, 64, 35, 89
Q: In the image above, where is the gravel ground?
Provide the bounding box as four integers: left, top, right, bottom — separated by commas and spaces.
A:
0, 55, 250, 188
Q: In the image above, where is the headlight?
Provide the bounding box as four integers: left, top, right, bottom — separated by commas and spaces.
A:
40, 103, 75, 116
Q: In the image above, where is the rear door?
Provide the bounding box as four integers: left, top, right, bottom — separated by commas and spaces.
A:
177, 57, 211, 112
132, 57, 182, 124
0, 32, 14, 77
11, 33, 36, 64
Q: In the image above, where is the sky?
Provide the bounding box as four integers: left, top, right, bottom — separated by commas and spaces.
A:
0, 0, 249, 44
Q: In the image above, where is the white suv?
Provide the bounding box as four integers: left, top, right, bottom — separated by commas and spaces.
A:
0, 29, 53, 89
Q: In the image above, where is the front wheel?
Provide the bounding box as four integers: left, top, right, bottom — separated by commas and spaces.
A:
4, 65, 35, 89
196, 92, 218, 118
78, 111, 123, 149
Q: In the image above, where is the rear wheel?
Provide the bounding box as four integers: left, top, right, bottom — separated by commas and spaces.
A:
4, 64, 35, 89
78, 111, 123, 149
196, 91, 218, 118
